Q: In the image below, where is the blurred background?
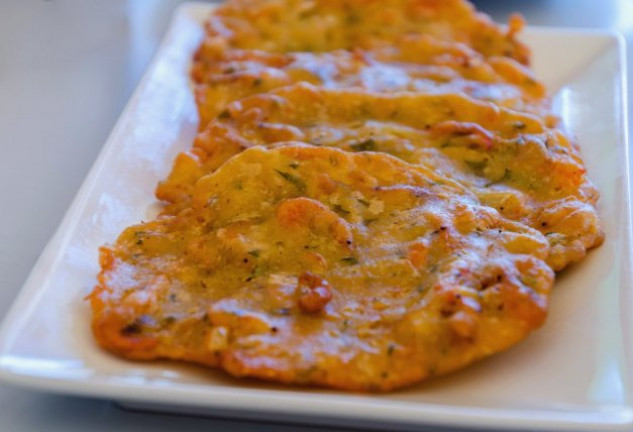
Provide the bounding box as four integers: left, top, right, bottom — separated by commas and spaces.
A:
0, 1, 631, 431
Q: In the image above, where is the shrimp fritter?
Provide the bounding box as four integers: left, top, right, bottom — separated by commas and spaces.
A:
202, 0, 530, 63
158, 84, 603, 270
91, 145, 554, 391
192, 34, 547, 128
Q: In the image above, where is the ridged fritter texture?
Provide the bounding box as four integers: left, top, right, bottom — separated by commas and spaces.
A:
204, 0, 530, 62
158, 84, 603, 270
192, 34, 548, 128
92, 146, 554, 391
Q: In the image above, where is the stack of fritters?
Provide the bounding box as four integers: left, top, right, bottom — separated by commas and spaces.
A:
89, 0, 604, 391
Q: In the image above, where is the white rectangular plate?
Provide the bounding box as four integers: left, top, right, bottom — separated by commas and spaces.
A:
0, 3, 631, 431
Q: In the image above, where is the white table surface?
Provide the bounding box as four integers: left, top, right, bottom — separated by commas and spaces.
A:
0, 1, 631, 430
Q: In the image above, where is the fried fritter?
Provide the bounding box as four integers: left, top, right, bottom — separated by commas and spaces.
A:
91, 145, 554, 391
158, 84, 603, 270
203, 0, 530, 63
192, 35, 548, 129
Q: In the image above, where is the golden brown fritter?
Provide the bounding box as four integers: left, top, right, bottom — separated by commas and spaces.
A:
203, 0, 530, 63
158, 84, 603, 270
91, 0, 605, 393
91, 145, 554, 391
192, 35, 548, 129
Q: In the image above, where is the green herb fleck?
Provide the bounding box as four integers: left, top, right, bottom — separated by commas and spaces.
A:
333, 204, 350, 215
248, 250, 260, 258
350, 139, 377, 152
465, 160, 487, 172
162, 316, 176, 326
521, 276, 537, 287
275, 169, 306, 192
346, 12, 360, 24
341, 257, 359, 265
387, 344, 395, 356
298, 9, 315, 19
251, 264, 269, 278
